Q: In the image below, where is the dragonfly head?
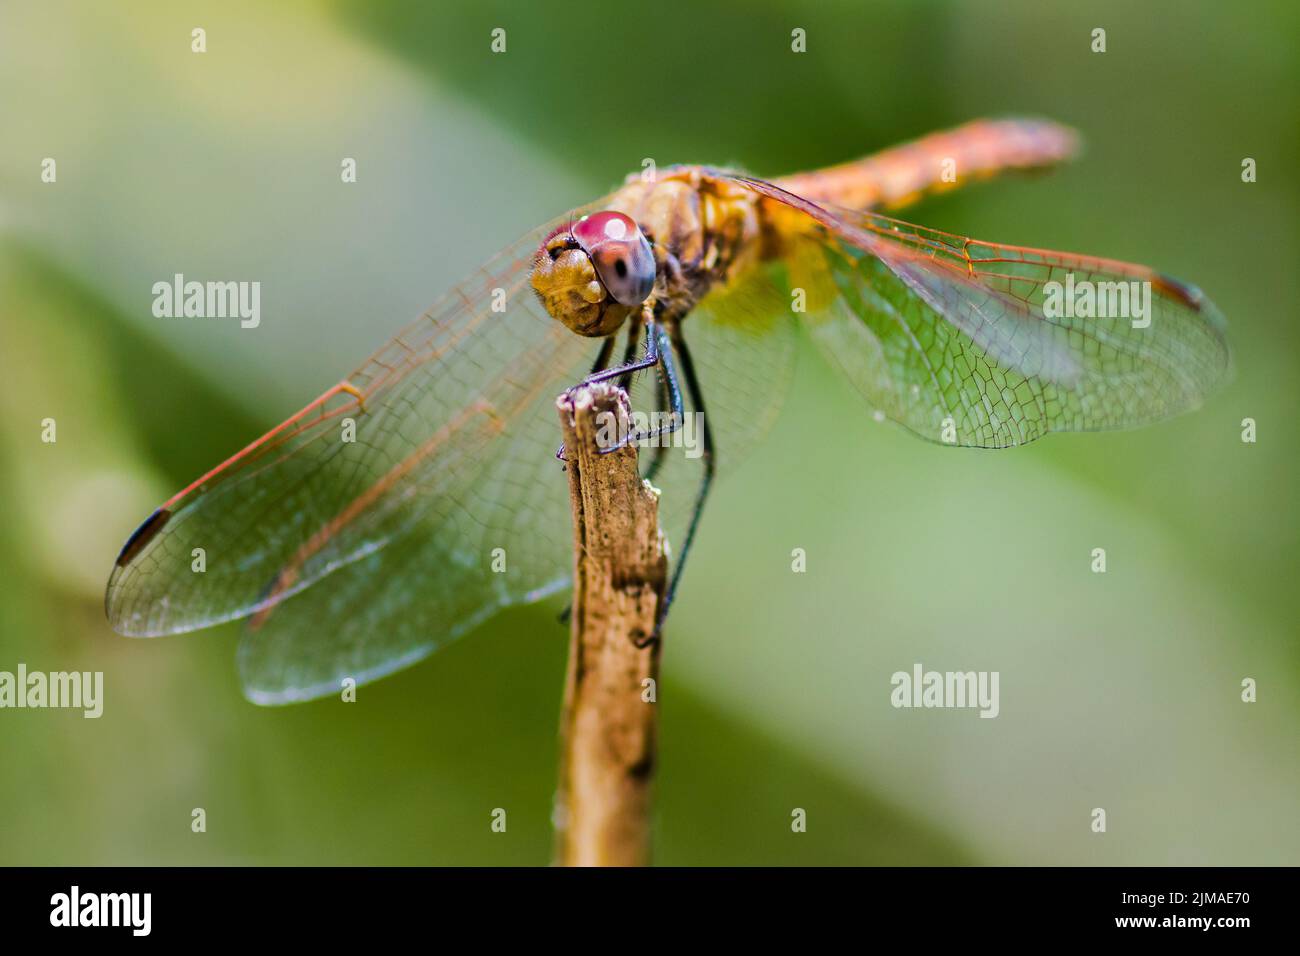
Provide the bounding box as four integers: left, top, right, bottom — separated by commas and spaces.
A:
531, 211, 656, 337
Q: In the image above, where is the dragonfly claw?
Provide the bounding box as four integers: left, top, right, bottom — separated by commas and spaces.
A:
632, 627, 660, 651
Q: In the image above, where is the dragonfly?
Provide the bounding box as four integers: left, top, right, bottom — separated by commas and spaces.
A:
105, 118, 1230, 704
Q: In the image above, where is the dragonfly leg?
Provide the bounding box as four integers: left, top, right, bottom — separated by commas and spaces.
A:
587, 334, 617, 376
580, 312, 659, 387
597, 323, 683, 454
615, 320, 641, 393
606, 318, 673, 479
556, 322, 657, 462
642, 365, 672, 483
652, 324, 714, 638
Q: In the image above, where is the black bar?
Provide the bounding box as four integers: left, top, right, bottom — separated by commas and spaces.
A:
0, 866, 1280, 941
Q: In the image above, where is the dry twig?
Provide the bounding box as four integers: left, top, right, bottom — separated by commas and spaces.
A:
553, 383, 667, 866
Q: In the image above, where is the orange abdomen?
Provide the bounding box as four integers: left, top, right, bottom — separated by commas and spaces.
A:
773, 117, 1078, 213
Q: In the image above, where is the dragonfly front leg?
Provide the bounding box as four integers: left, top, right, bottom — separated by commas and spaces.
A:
642, 369, 672, 483
614, 319, 642, 394
596, 323, 683, 455
580, 308, 659, 387
556, 308, 665, 463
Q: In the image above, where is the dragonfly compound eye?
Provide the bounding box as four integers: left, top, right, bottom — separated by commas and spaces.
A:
572, 211, 656, 307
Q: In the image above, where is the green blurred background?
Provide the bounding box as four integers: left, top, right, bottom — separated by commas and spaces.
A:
1, 0, 1296, 865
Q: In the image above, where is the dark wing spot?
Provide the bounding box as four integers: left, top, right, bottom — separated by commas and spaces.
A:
115, 507, 171, 567
1152, 273, 1204, 311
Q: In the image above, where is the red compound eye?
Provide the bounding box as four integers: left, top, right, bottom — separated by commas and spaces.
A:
572, 211, 637, 248
571, 211, 655, 306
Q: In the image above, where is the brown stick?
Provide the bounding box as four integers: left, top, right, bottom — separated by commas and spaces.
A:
553, 382, 667, 867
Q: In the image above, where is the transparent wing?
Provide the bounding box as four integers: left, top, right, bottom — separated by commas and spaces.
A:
733, 176, 1231, 447
623, 264, 800, 543
106, 199, 616, 703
